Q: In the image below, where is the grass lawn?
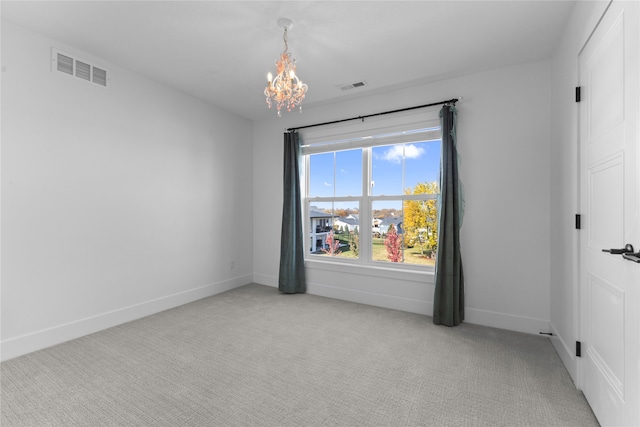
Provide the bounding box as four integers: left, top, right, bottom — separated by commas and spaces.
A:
325, 235, 436, 266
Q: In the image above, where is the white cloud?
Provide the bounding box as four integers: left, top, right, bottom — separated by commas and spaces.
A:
404, 144, 425, 159
381, 144, 424, 163
324, 182, 332, 187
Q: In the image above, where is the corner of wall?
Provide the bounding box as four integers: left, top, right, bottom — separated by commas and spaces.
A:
550, 321, 578, 383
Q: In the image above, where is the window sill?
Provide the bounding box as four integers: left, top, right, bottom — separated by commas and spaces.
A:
305, 258, 434, 284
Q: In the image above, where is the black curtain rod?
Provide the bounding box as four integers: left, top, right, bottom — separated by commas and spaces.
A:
286, 98, 458, 132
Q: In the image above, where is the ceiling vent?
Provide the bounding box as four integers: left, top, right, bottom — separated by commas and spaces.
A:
52, 48, 108, 87
338, 81, 367, 91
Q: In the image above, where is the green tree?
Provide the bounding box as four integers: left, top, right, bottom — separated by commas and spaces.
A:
403, 182, 439, 258
349, 234, 359, 257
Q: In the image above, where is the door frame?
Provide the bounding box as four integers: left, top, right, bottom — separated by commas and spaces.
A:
575, 1, 613, 393
575, 1, 640, 424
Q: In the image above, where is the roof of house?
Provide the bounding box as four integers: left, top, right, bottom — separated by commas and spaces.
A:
309, 208, 334, 219
378, 217, 403, 227
336, 217, 358, 226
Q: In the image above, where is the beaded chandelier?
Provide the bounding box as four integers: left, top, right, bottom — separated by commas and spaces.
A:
264, 18, 308, 116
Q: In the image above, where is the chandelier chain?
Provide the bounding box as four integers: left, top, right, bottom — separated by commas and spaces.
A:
283, 27, 289, 53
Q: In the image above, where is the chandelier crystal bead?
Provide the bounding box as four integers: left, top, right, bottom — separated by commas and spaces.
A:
264, 20, 308, 116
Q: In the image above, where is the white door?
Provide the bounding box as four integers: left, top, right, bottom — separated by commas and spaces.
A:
579, 1, 640, 426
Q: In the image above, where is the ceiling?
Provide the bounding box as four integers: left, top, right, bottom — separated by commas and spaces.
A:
1, 1, 576, 121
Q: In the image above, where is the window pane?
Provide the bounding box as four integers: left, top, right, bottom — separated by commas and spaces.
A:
372, 145, 403, 196
402, 199, 437, 267
308, 201, 360, 259
333, 201, 360, 259
335, 149, 362, 197
308, 202, 335, 254
404, 141, 441, 192
372, 200, 403, 263
309, 153, 334, 198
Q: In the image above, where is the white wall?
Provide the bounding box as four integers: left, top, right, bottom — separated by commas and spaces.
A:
0, 21, 254, 361
5, 6, 598, 362
549, 0, 610, 383
253, 59, 552, 334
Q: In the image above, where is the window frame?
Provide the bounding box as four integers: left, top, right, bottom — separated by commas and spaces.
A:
300, 111, 442, 274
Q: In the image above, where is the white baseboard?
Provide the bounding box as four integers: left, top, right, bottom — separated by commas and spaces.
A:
549, 321, 578, 385
308, 281, 432, 315
253, 273, 277, 287
0, 274, 252, 361
465, 306, 550, 335
253, 277, 431, 315
253, 275, 549, 336
311, 282, 549, 335
252, 275, 431, 314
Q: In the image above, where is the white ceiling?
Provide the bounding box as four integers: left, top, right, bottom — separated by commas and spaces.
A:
1, 1, 576, 121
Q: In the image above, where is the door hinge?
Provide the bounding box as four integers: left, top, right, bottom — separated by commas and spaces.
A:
576, 341, 582, 357
575, 214, 582, 230
575, 86, 582, 102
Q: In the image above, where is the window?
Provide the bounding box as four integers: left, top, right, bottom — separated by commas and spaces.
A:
302, 113, 441, 271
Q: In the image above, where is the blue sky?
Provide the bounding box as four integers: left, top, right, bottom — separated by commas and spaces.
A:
309, 140, 441, 201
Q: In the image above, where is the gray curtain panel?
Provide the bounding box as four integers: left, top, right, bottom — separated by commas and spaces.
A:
278, 131, 307, 294
433, 105, 464, 326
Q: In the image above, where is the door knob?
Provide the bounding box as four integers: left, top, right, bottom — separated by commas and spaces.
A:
622, 251, 640, 263
602, 244, 634, 254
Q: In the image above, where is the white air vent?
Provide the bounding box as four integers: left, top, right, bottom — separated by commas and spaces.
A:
75, 60, 91, 81
56, 53, 73, 75
338, 81, 367, 91
92, 67, 107, 86
52, 48, 108, 87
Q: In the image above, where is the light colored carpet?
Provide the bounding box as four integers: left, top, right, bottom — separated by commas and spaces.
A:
1, 283, 598, 426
